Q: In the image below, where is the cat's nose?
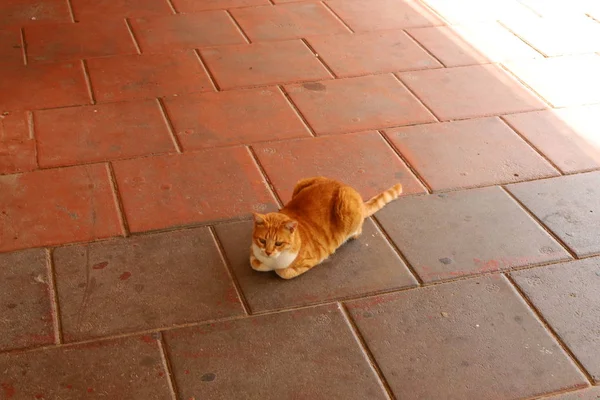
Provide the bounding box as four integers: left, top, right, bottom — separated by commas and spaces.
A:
265, 250, 272, 256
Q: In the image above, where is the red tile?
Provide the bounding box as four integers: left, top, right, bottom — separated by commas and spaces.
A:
399, 64, 547, 120
326, 0, 442, 32
407, 23, 542, 67
0, 0, 71, 28
25, 20, 138, 64
200, 40, 331, 89
70, 0, 174, 21
0, 164, 123, 252
503, 105, 600, 174
0, 336, 172, 399
34, 100, 175, 168
253, 132, 426, 201
0, 62, 90, 111
112, 148, 278, 232
163, 87, 311, 149
284, 74, 435, 134
87, 51, 214, 103
0, 28, 24, 66
0, 249, 54, 351
307, 30, 441, 77
129, 12, 247, 53
385, 117, 559, 191
172, 0, 269, 12
0, 112, 36, 175
230, 2, 348, 42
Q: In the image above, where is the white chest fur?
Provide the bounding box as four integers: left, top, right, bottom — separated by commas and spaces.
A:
252, 244, 298, 270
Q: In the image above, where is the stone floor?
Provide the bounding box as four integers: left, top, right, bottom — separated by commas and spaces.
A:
0, 0, 599, 399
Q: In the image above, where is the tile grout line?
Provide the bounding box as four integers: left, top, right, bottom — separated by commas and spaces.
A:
246, 145, 284, 208
80, 59, 96, 105
390, 73, 441, 122
226, 10, 252, 44
500, 186, 578, 259
209, 226, 252, 315
496, 20, 550, 58
527, 386, 593, 400
301, 38, 338, 79
124, 18, 142, 54
403, 29, 447, 68
370, 216, 424, 285
27, 111, 40, 169
377, 130, 432, 194
45, 248, 64, 345
106, 162, 131, 237
65, 0, 77, 22
277, 85, 317, 137
338, 303, 396, 400
164, 0, 177, 14
19, 28, 28, 65
193, 49, 221, 91
320, 1, 354, 33
156, 98, 183, 153
497, 62, 555, 108
157, 334, 180, 400
504, 273, 595, 385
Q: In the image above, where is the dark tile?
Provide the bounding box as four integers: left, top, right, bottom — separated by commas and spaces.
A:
0, 249, 54, 351
507, 172, 600, 257
164, 305, 388, 399
0, 335, 172, 399
214, 218, 417, 312
53, 228, 244, 341
512, 258, 600, 382
346, 275, 587, 399
376, 187, 570, 282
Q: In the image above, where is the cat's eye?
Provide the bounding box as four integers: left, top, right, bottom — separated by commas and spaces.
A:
275, 241, 283, 246
259, 238, 266, 245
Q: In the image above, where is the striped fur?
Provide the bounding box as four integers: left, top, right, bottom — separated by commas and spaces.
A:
364, 183, 403, 217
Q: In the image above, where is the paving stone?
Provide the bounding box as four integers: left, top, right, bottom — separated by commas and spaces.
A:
422, 0, 539, 23
164, 305, 388, 399
307, 30, 442, 77
200, 40, 331, 90
0, 0, 71, 28
231, 2, 348, 42
346, 275, 588, 399
0, 165, 123, 253
376, 187, 570, 282
163, 87, 311, 150
0, 111, 36, 175
284, 74, 435, 134
512, 258, 600, 383
171, 0, 269, 12
543, 386, 600, 400
507, 172, 600, 257
253, 131, 426, 202
34, 100, 175, 168
0, 335, 172, 399
70, 0, 174, 21
53, 228, 243, 341
399, 64, 547, 120
0, 28, 24, 66
385, 117, 559, 191
0, 249, 54, 351
214, 218, 417, 312
112, 147, 278, 232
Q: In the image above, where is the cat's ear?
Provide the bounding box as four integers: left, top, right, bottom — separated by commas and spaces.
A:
284, 220, 298, 233
253, 213, 266, 225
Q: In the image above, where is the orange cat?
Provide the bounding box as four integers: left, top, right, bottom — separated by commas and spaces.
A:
250, 177, 403, 279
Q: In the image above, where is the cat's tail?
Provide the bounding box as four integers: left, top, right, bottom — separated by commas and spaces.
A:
364, 183, 403, 217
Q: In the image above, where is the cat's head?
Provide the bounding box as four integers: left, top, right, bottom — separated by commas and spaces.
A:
252, 212, 298, 258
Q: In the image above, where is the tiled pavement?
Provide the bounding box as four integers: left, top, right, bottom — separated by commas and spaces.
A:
1, 0, 600, 399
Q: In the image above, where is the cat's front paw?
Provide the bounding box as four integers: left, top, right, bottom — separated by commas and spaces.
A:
275, 267, 301, 280
250, 255, 271, 272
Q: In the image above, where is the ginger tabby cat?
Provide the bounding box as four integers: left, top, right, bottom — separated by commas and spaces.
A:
250, 177, 403, 279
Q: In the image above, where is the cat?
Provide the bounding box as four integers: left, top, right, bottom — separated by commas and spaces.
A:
250, 176, 403, 279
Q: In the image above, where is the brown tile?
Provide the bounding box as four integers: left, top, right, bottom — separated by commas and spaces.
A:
214, 219, 417, 312
307, 30, 442, 77
543, 386, 600, 400
0, 62, 90, 111
399, 64, 547, 120
0, 335, 172, 399
0, 249, 54, 351
0, 0, 71, 28
70, 0, 174, 21
129, 12, 247, 53
326, 0, 442, 32
504, 55, 600, 107
231, 2, 348, 42
376, 187, 570, 282
0, 111, 36, 175
422, 0, 539, 24
0, 165, 123, 253
253, 132, 426, 202
407, 23, 542, 67
200, 40, 331, 89
0, 28, 24, 66
87, 51, 214, 103
385, 117, 559, 191
53, 228, 243, 341
24, 20, 137, 64
112, 147, 278, 232
172, 0, 270, 12
512, 258, 600, 383
284, 74, 435, 134
507, 172, 600, 257
164, 305, 388, 399
163, 87, 311, 150
346, 275, 587, 399
503, 105, 600, 174
34, 100, 175, 168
